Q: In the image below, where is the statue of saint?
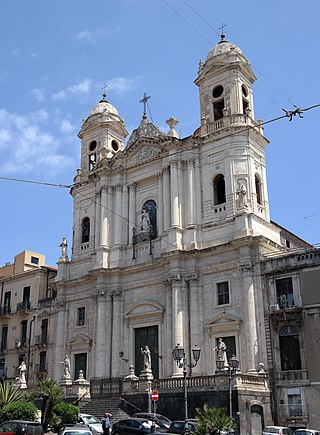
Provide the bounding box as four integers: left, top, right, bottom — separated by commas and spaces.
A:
236, 179, 247, 208
18, 360, 27, 383
140, 209, 151, 232
214, 338, 229, 368
58, 236, 68, 260
61, 355, 71, 378
141, 345, 151, 370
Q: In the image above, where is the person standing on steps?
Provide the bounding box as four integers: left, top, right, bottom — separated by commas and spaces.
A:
101, 412, 112, 435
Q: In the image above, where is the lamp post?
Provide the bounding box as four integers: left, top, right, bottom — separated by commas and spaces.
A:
172, 343, 201, 421
216, 354, 239, 418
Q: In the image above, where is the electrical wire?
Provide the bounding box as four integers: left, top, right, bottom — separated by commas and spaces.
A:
161, 0, 297, 108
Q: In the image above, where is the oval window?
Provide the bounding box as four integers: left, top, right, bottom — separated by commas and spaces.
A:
112, 140, 119, 151
89, 140, 97, 152
242, 84, 248, 97
212, 85, 224, 99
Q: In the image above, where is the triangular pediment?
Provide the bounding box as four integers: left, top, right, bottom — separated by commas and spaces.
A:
205, 312, 242, 332
69, 333, 93, 349
124, 301, 165, 323
123, 140, 165, 167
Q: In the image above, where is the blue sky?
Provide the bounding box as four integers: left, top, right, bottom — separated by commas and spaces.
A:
0, 0, 319, 267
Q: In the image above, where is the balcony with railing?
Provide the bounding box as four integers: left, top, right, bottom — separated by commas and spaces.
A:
15, 338, 28, 349
35, 364, 48, 374
35, 335, 47, 347
279, 403, 308, 421
0, 306, 11, 316
17, 301, 31, 312
276, 369, 309, 385
38, 297, 54, 308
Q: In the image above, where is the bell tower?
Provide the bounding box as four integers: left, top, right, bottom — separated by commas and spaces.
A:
194, 35, 274, 239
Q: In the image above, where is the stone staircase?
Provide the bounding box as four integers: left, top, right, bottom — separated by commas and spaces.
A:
78, 396, 139, 423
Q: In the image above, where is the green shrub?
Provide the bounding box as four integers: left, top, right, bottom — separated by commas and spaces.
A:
0, 401, 38, 423
53, 402, 79, 431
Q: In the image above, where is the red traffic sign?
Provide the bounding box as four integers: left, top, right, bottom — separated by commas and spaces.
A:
151, 390, 159, 401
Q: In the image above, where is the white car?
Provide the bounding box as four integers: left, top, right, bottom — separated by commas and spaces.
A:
263, 427, 294, 435
295, 430, 320, 435
79, 414, 103, 435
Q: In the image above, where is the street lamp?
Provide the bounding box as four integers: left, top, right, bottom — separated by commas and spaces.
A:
172, 343, 201, 421
216, 354, 239, 418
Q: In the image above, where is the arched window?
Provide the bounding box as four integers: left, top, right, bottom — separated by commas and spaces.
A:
213, 174, 226, 205
279, 325, 301, 371
81, 217, 90, 244
255, 175, 262, 205
141, 200, 157, 240
212, 85, 224, 121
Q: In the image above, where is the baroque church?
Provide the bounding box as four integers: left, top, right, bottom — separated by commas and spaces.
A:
53, 34, 310, 432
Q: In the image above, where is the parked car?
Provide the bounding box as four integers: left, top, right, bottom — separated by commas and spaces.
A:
0, 420, 44, 435
262, 427, 294, 435
79, 414, 103, 435
59, 424, 93, 435
295, 430, 320, 435
132, 413, 171, 430
166, 420, 198, 435
111, 418, 161, 435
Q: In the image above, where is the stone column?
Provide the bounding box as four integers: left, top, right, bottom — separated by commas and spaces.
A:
114, 185, 123, 246
111, 289, 123, 377
95, 191, 101, 250
194, 155, 201, 224
169, 273, 184, 376
158, 172, 164, 235
53, 298, 67, 380
163, 167, 170, 230
93, 289, 107, 377
129, 183, 136, 236
177, 161, 183, 226
170, 161, 179, 227
185, 273, 201, 375
100, 186, 109, 246
122, 185, 129, 244
187, 160, 196, 226
241, 262, 258, 373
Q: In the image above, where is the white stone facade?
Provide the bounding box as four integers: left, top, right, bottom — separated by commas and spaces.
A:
53, 36, 308, 431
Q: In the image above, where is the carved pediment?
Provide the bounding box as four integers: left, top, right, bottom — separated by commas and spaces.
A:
68, 333, 93, 352
124, 301, 165, 323
205, 312, 242, 333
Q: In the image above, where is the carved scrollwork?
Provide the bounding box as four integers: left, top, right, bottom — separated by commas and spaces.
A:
164, 273, 183, 284
184, 272, 200, 282
240, 263, 254, 273
54, 298, 66, 309
92, 288, 108, 301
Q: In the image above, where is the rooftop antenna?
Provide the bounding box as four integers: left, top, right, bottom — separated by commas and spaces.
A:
218, 22, 227, 41
139, 92, 151, 119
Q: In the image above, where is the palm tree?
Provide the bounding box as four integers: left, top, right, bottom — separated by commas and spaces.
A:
38, 378, 63, 431
0, 380, 23, 407
194, 404, 235, 435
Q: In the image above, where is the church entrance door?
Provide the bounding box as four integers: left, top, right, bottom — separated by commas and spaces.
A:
135, 326, 159, 378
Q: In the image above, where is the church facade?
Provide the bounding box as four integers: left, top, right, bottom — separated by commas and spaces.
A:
54, 36, 308, 433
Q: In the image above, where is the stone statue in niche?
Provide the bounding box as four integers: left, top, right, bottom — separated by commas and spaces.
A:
236, 179, 247, 208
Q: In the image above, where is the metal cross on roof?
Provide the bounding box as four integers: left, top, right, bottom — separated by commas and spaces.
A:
219, 22, 227, 39
139, 92, 151, 117
101, 84, 108, 100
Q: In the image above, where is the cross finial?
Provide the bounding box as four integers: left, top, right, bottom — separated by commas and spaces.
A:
219, 22, 226, 40
101, 84, 108, 100
139, 92, 151, 118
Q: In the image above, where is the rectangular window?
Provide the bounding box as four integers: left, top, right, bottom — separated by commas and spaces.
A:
31, 256, 39, 265
41, 319, 48, 344
1, 326, 8, 350
77, 307, 85, 326
39, 351, 47, 372
276, 277, 294, 308
217, 281, 230, 305
0, 357, 5, 377
22, 286, 31, 309
21, 320, 28, 346
3, 292, 11, 314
